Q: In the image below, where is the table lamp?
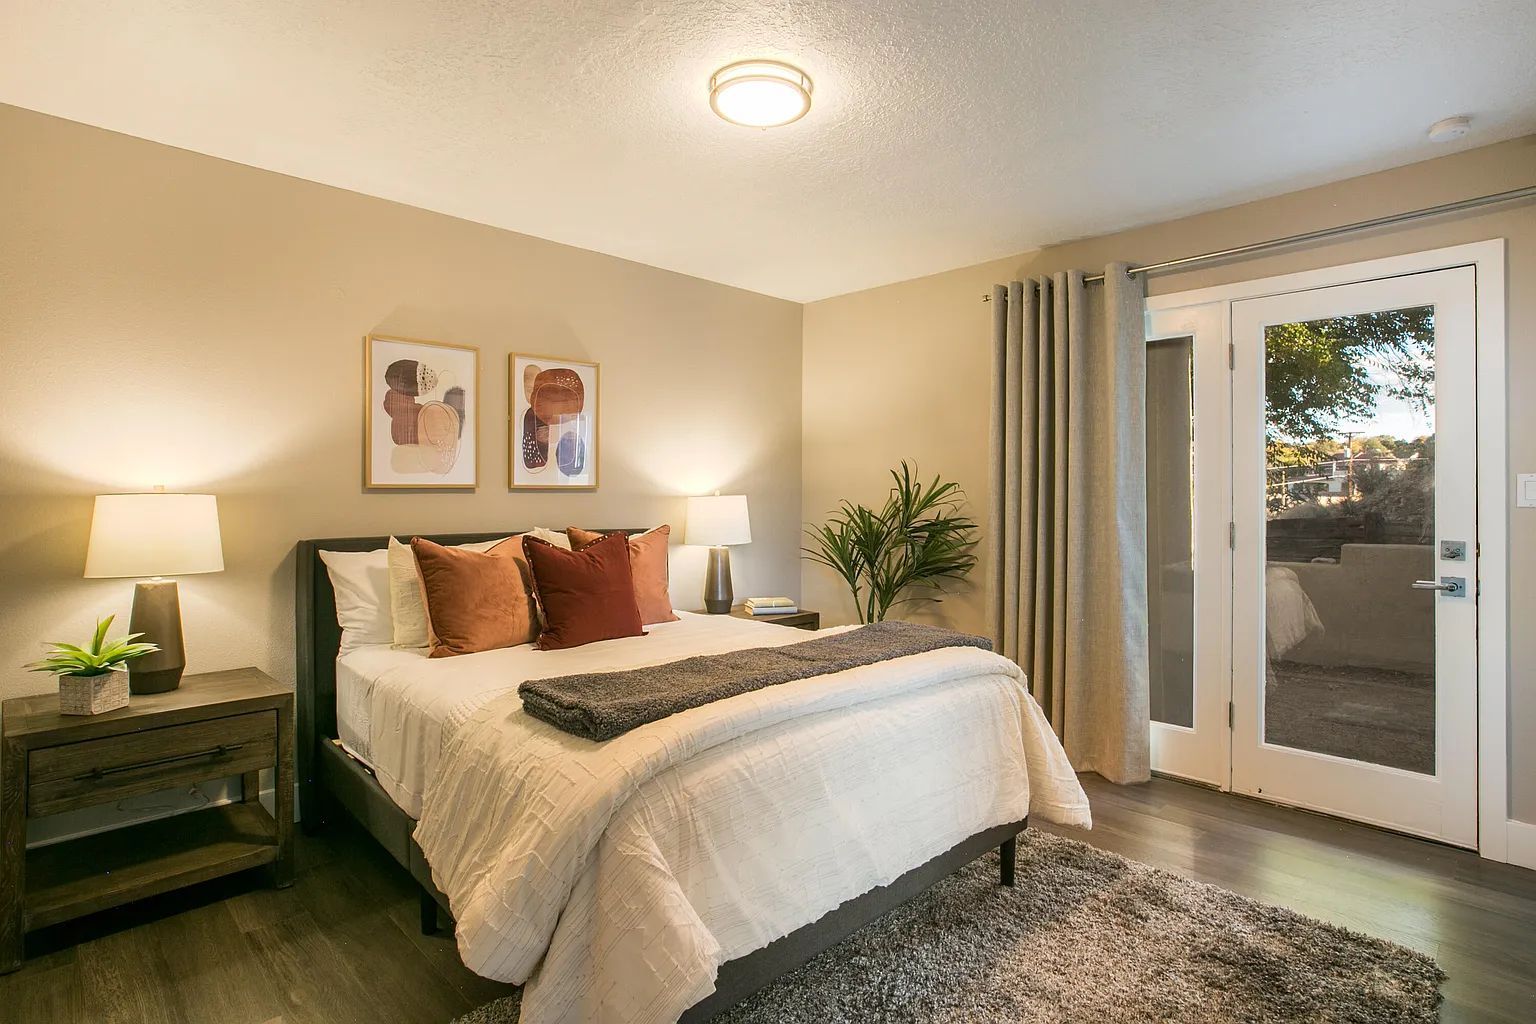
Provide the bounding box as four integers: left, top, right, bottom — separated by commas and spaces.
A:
84, 492, 224, 693
685, 494, 751, 614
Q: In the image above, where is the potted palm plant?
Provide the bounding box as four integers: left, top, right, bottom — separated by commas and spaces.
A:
804, 462, 979, 624
25, 615, 159, 715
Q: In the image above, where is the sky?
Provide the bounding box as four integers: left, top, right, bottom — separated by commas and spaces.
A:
1337, 388, 1434, 440
1333, 356, 1435, 441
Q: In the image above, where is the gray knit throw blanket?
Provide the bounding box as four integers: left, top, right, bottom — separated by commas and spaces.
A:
517, 620, 993, 742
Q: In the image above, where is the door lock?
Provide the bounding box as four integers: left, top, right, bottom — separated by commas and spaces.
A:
1439, 540, 1468, 561
1412, 576, 1466, 596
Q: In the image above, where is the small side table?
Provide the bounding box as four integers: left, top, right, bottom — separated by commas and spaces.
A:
726, 605, 821, 631
1, 668, 294, 973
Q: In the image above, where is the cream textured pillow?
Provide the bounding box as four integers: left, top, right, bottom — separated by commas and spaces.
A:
389, 536, 507, 649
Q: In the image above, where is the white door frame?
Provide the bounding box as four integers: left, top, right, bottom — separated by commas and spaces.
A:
1144, 239, 1510, 861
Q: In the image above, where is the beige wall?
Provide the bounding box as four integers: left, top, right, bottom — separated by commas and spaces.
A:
802, 135, 1536, 820
0, 104, 803, 703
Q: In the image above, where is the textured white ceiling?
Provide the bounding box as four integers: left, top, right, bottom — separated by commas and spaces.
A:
4, 1, 1535, 301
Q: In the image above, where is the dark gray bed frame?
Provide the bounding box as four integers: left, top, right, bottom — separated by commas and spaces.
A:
295, 532, 1024, 1022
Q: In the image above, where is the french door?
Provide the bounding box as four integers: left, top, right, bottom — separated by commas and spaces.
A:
1146, 302, 1230, 786
1148, 264, 1481, 848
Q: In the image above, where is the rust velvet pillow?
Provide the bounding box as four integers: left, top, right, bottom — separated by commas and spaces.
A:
524, 531, 645, 650
566, 525, 679, 626
410, 536, 539, 658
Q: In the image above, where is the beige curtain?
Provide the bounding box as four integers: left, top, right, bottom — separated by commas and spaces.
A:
985, 266, 1150, 784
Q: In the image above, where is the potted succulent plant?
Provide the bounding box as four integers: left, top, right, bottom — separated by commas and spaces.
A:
25, 615, 159, 715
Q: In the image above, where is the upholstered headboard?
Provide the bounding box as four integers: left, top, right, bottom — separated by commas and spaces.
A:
293, 530, 644, 820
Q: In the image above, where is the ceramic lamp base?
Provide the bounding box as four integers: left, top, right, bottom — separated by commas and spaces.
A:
704, 547, 734, 614
128, 578, 186, 694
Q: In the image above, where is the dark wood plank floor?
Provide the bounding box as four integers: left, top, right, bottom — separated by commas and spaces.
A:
4, 775, 1534, 1023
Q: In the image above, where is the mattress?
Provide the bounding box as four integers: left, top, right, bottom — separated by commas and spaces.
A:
334, 611, 851, 817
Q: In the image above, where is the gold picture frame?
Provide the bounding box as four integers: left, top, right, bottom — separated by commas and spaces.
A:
508, 352, 600, 490
364, 333, 480, 489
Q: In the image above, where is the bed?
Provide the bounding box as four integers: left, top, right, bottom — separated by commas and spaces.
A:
295, 532, 1091, 1023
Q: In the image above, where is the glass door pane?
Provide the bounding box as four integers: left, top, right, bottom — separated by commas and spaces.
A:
1261, 306, 1436, 774
1147, 336, 1195, 728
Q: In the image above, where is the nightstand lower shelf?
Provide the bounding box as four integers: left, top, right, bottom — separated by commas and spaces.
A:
26, 802, 278, 930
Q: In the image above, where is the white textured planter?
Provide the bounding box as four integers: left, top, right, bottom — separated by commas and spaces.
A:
58, 671, 130, 715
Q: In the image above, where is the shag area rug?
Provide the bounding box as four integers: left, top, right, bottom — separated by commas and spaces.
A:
454, 830, 1443, 1024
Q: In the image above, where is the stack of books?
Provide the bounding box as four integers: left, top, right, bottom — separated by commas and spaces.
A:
743, 597, 799, 616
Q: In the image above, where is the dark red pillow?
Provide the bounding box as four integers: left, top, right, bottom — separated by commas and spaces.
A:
524, 531, 645, 650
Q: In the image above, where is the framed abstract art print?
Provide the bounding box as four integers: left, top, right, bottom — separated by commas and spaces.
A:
509, 353, 599, 490
364, 334, 479, 488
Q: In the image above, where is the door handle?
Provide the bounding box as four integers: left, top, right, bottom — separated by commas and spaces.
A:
1412, 577, 1465, 596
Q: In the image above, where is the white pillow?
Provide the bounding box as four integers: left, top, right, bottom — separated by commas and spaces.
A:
388, 536, 507, 649
319, 548, 392, 654
527, 527, 573, 549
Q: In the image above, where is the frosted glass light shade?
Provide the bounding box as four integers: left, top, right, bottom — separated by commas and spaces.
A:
709, 60, 813, 128
685, 494, 751, 547
85, 493, 225, 578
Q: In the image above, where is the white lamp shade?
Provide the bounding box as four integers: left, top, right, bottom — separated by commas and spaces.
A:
84, 493, 225, 578
685, 494, 752, 547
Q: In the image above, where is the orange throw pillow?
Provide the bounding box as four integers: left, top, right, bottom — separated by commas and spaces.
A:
567, 525, 680, 626
524, 532, 645, 651
411, 536, 538, 658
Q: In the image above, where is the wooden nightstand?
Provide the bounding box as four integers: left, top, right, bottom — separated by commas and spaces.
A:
0, 668, 293, 973
727, 605, 821, 631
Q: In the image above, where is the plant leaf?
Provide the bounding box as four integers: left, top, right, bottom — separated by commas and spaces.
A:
91, 615, 114, 657
24, 616, 158, 675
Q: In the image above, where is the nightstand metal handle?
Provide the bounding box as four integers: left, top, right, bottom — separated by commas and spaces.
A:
74, 742, 247, 782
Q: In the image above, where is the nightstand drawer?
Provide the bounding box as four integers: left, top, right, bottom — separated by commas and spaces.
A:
27, 711, 276, 817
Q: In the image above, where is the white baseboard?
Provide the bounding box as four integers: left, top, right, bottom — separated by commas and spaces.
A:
25, 773, 291, 849
1507, 819, 1536, 871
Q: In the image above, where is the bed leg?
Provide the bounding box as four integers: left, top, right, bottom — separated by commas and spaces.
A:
999, 835, 1017, 887
420, 889, 440, 935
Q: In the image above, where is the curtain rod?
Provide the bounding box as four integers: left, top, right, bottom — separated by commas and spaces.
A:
980, 183, 1536, 301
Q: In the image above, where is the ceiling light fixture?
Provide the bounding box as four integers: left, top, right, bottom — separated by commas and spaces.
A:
709, 59, 813, 128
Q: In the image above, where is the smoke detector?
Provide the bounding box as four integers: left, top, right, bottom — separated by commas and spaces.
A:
1427, 116, 1471, 143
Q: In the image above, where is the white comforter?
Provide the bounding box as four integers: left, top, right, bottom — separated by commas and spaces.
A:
411, 617, 1091, 1024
